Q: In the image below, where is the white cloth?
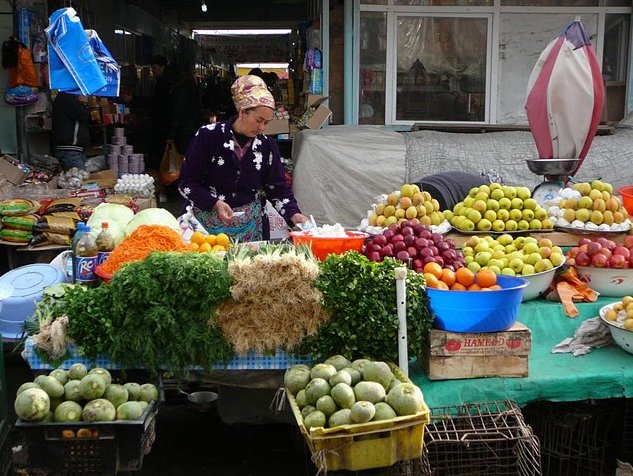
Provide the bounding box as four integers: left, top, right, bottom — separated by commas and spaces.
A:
551, 317, 613, 356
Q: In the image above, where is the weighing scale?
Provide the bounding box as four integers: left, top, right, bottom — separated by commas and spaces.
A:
525, 158, 579, 206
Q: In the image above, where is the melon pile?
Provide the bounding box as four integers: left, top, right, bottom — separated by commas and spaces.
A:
14, 364, 158, 424
285, 355, 426, 430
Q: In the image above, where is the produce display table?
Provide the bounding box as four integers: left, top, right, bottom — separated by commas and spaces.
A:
411, 297, 633, 408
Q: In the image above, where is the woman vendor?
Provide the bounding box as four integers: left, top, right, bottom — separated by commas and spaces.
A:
178, 75, 309, 241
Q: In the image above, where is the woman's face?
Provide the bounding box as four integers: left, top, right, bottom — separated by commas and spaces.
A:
237, 107, 274, 137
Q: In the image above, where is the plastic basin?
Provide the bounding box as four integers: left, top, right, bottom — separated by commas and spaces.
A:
427, 275, 528, 333
619, 186, 633, 216
599, 304, 633, 355
575, 266, 633, 297
290, 231, 368, 260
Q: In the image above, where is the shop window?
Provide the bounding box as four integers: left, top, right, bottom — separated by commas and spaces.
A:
360, 0, 388, 4
395, 16, 488, 122
395, 0, 492, 5
602, 13, 630, 122
359, 12, 387, 125
501, 0, 598, 5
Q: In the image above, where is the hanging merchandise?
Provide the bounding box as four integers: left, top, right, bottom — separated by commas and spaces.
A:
2, 35, 39, 88
45, 8, 119, 97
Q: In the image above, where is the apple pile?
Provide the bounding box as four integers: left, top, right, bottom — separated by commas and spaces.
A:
362, 221, 466, 273
461, 234, 565, 276
444, 183, 554, 233
547, 180, 631, 232
566, 236, 633, 269
362, 183, 448, 233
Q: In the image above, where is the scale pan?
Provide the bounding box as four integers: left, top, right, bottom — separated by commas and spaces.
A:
525, 158, 579, 176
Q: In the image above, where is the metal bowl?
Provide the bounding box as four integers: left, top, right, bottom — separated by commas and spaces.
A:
187, 391, 218, 413
525, 158, 579, 176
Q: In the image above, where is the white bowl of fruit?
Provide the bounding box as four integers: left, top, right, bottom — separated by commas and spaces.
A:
599, 298, 633, 355
567, 236, 633, 297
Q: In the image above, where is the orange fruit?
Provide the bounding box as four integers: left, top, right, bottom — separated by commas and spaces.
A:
188, 242, 199, 252
198, 242, 212, 253
455, 267, 475, 287
423, 262, 443, 279
436, 281, 449, 290
467, 283, 481, 291
450, 282, 467, 291
423, 272, 439, 289
216, 233, 230, 247
480, 287, 493, 291
205, 234, 217, 246
440, 268, 456, 287
476, 269, 497, 288
191, 231, 206, 245
489, 284, 502, 290
212, 244, 226, 252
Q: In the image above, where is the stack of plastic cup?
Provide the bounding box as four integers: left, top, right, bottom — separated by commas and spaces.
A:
111, 135, 126, 146
118, 155, 129, 176
122, 145, 134, 155
108, 154, 118, 176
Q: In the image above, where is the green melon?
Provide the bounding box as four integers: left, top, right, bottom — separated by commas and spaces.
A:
64, 380, 83, 403
353, 381, 386, 404
316, 395, 337, 418
331, 383, 355, 409
103, 384, 129, 409
351, 401, 376, 423
123, 382, 141, 401
329, 409, 352, 428
49, 369, 68, 386
284, 367, 311, 395
305, 378, 331, 406
329, 370, 352, 388
362, 361, 393, 391
138, 383, 158, 403
82, 398, 116, 422
342, 367, 362, 386
304, 410, 327, 429
373, 402, 397, 421
68, 363, 88, 380
78, 374, 106, 401
54, 401, 83, 422
385, 383, 425, 416
88, 368, 112, 385
16, 382, 40, 396
116, 401, 145, 420
39, 376, 65, 399
14, 388, 50, 421
310, 363, 337, 381
323, 355, 352, 371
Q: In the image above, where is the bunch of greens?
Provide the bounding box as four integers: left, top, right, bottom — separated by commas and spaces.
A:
295, 251, 432, 362
105, 251, 234, 375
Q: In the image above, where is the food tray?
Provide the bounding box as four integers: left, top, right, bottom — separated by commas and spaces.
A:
15, 400, 158, 475
555, 224, 631, 235
287, 364, 430, 473
452, 227, 553, 235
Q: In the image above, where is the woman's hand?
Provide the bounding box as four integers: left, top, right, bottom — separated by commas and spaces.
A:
291, 213, 310, 226
214, 200, 234, 222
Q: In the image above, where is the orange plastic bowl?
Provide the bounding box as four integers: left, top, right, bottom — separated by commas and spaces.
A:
95, 265, 113, 284
290, 231, 369, 260
619, 186, 633, 215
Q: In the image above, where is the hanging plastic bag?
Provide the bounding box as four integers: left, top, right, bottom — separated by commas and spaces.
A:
159, 143, 183, 186
85, 30, 120, 97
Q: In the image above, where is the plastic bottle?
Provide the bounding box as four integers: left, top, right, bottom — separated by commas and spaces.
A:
69, 222, 86, 281
95, 222, 115, 267
74, 225, 98, 287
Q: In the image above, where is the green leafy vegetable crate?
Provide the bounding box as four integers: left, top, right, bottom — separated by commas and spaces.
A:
15, 400, 157, 476
287, 364, 430, 473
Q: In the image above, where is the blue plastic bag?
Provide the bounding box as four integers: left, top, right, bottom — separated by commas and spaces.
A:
85, 30, 120, 97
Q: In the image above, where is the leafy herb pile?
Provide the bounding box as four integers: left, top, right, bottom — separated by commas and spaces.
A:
295, 251, 432, 362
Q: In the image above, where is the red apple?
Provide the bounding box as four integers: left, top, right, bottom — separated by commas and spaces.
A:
373, 234, 388, 246
614, 245, 631, 260
624, 235, 633, 249
604, 240, 617, 252
383, 229, 395, 241
396, 250, 410, 262
368, 251, 381, 262
566, 257, 576, 266
394, 241, 406, 252
391, 234, 404, 243
578, 238, 592, 246
567, 247, 580, 258
610, 254, 628, 269
381, 244, 394, 258
407, 246, 418, 258
575, 252, 591, 267
591, 253, 609, 268
601, 247, 613, 261
587, 242, 602, 256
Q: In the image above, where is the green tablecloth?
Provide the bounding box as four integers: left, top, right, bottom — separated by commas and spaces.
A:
409, 297, 633, 408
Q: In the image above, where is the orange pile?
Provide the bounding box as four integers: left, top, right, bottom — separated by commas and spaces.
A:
423, 263, 501, 291
189, 231, 231, 253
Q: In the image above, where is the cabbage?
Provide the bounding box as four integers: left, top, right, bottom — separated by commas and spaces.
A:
86, 219, 126, 246
125, 208, 180, 235
90, 203, 134, 226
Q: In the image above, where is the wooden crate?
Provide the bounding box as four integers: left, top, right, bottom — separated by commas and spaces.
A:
422, 321, 531, 380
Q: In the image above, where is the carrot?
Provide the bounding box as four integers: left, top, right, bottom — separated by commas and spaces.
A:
99, 225, 187, 274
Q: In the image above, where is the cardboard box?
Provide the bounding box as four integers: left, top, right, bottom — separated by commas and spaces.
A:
306, 104, 332, 129
0, 155, 26, 185
84, 170, 116, 188
422, 322, 531, 380
264, 118, 290, 135
307, 94, 324, 107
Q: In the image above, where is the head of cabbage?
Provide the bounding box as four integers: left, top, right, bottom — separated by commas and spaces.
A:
125, 208, 180, 235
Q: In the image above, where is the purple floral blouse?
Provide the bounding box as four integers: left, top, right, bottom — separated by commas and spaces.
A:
178, 119, 301, 228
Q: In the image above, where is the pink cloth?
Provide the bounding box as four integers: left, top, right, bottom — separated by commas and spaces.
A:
231, 75, 275, 111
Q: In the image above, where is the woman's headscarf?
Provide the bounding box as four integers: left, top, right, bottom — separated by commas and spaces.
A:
231, 74, 275, 112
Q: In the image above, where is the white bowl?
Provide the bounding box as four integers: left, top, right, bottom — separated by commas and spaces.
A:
599, 303, 633, 355
520, 264, 563, 301
576, 266, 633, 297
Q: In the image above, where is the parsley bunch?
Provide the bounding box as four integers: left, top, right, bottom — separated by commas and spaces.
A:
296, 252, 432, 362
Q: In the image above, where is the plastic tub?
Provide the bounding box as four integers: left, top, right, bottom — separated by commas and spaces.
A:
619, 186, 633, 215
575, 266, 633, 297
427, 275, 528, 333
290, 231, 369, 260
599, 304, 633, 355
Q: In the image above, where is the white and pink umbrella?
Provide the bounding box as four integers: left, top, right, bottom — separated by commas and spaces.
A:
525, 19, 604, 176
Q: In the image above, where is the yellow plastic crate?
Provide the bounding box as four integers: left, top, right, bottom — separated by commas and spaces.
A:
287, 364, 430, 473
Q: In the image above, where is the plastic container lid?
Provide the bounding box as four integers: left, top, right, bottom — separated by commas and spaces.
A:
0, 264, 68, 339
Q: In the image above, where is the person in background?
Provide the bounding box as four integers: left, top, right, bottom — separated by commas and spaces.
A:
167, 68, 203, 156
51, 91, 90, 171
148, 54, 173, 173
178, 74, 309, 241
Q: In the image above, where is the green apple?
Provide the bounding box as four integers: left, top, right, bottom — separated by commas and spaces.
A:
479, 184, 491, 196
467, 261, 481, 273
529, 219, 543, 229
502, 186, 517, 199
510, 198, 524, 210
474, 240, 490, 253
465, 255, 474, 264
492, 220, 506, 232
505, 244, 518, 254
468, 187, 479, 198
491, 249, 506, 260
462, 246, 474, 257
490, 189, 505, 201
505, 220, 518, 231
498, 198, 512, 210
488, 265, 502, 275
550, 252, 565, 267
501, 268, 516, 276
489, 182, 502, 191
523, 236, 538, 245
523, 198, 538, 210
473, 200, 488, 213
575, 208, 591, 222
525, 252, 542, 266
552, 246, 564, 255
509, 209, 523, 221
517, 220, 530, 230
477, 219, 492, 231
474, 192, 489, 202
523, 242, 539, 254
534, 208, 548, 220
475, 251, 492, 266
463, 197, 476, 208
521, 209, 535, 221
534, 259, 553, 273
497, 234, 513, 246
521, 264, 536, 276
484, 210, 497, 222
514, 236, 526, 247
443, 210, 454, 221
509, 258, 524, 273
497, 209, 510, 222
516, 187, 531, 200
489, 258, 505, 270
486, 199, 500, 211
466, 209, 482, 223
